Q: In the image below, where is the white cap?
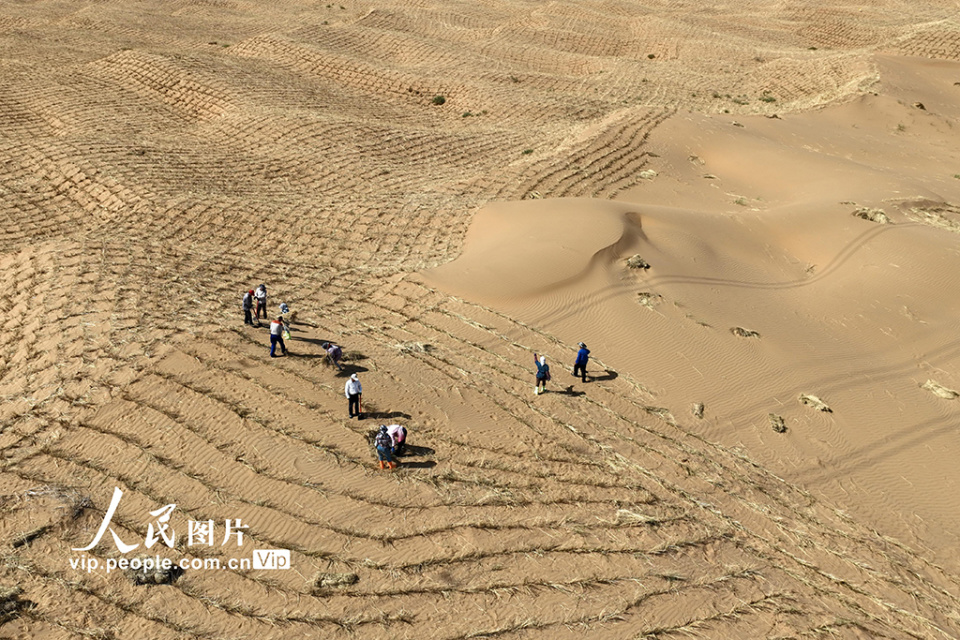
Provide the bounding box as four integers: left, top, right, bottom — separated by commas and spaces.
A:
351, 373, 358, 380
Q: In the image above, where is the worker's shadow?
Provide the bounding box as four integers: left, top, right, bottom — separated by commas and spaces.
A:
293, 336, 334, 346
399, 460, 437, 469
335, 364, 370, 376
401, 445, 435, 457
363, 411, 412, 420
289, 353, 329, 360
590, 369, 618, 382
553, 386, 585, 397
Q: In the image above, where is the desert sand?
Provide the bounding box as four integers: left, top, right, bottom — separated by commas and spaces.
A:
3, 0, 960, 638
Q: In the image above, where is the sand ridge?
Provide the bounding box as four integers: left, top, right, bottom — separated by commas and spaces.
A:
3, 0, 960, 637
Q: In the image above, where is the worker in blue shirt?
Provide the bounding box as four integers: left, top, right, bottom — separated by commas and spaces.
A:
573, 342, 590, 383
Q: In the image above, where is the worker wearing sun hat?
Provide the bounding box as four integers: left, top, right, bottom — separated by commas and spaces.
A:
345, 373, 363, 418
534, 353, 550, 395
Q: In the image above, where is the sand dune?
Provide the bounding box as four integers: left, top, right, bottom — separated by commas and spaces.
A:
3, 0, 960, 637
427, 52, 960, 574
426, 195, 960, 563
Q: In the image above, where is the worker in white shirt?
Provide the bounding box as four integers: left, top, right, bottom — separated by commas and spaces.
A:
269, 315, 288, 358
345, 373, 362, 418
254, 284, 267, 322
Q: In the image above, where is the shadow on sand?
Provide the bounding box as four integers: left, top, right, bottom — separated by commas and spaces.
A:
335, 364, 369, 376
364, 411, 412, 421
399, 445, 435, 457
590, 369, 618, 382
551, 385, 585, 397
398, 460, 437, 469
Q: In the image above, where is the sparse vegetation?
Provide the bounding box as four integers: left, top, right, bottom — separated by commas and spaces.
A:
0, 586, 28, 624
124, 555, 184, 585
799, 393, 832, 412
397, 341, 433, 354
11, 525, 52, 548
432, 95, 446, 105
852, 207, 889, 224
637, 292, 662, 308
922, 380, 958, 399
312, 572, 359, 594
769, 414, 787, 433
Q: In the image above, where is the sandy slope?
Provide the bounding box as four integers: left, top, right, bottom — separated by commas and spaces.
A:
3, 0, 960, 638
427, 54, 960, 569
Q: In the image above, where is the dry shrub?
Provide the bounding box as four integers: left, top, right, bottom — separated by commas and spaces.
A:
769, 414, 787, 433
798, 393, 831, 412
0, 586, 27, 623
921, 380, 958, 399
312, 572, 359, 594
626, 255, 651, 269
731, 327, 760, 338
616, 509, 660, 526
11, 525, 51, 548
853, 208, 889, 224
637, 292, 662, 309
23, 486, 92, 520
397, 341, 433, 354
124, 555, 184, 585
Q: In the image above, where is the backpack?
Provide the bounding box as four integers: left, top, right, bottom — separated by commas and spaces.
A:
375, 431, 392, 449
543, 365, 551, 381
